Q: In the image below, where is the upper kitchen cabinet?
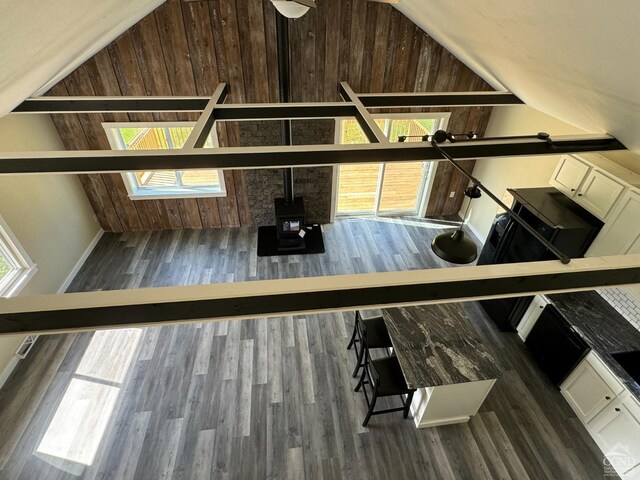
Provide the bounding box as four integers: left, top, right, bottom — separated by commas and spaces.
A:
550, 155, 591, 196
575, 169, 626, 219
587, 189, 640, 257
551, 154, 640, 221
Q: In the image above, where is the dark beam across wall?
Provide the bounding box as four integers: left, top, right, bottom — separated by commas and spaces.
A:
0, 256, 638, 335
0, 134, 623, 173
13, 91, 522, 113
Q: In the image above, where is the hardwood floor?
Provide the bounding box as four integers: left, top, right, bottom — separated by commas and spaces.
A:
0, 218, 610, 479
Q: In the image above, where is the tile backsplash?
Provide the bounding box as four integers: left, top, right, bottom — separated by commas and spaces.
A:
597, 287, 640, 332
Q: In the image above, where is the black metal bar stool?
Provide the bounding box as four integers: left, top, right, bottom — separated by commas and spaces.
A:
347, 310, 393, 378
354, 347, 416, 427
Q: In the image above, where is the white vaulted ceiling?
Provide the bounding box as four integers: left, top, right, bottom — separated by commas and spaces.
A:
0, 0, 638, 155
0, 0, 164, 118
396, 0, 640, 152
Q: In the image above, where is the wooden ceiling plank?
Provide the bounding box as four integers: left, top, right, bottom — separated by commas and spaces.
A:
246, 0, 270, 104
389, 12, 413, 95
369, 4, 391, 93
424, 41, 445, 93
182, 0, 220, 97
403, 24, 423, 94
177, 198, 204, 229
234, 0, 257, 103
347, 0, 367, 93
337, 0, 353, 98
208, 0, 230, 87
359, 2, 378, 94
232, 170, 251, 226
217, 170, 241, 227
131, 12, 179, 122
197, 197, 222, 228
155, 0, 199, 121
261, 1, 280, 103
214, 0, 246, 104
322, 0, 340, 101
313, 0, 326, 102
107, 33, 155, 123
382, 8, 401, 97
160, 199, 185, 229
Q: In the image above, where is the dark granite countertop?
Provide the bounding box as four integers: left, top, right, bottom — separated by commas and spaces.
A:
547, 291, 640, 400
382, 305, 501, 390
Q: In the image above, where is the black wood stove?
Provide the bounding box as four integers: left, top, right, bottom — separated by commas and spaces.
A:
274, 197, 306, 251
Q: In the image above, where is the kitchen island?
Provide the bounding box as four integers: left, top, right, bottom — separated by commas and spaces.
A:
383, 304, 501, 428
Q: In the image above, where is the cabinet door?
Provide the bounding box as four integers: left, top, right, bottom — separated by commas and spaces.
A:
576, 169, 626, 219
589, 396, 640, 478
550, 155, 590, 196
561, 358, 618, 422
517, 295, 549, 341
587, 190, 640, 257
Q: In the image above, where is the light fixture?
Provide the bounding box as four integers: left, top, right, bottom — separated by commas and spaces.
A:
431, 184, 481, 264
271, 0, 314, 19
427, 129, 569, 264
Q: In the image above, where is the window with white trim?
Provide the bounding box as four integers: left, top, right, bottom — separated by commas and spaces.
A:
103, 123, 226, 200
0, 215, 36, 297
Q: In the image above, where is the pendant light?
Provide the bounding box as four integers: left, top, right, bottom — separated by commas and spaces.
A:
271, 0, 314, 19
427, 129, 570, 265
431, 184, 481, 264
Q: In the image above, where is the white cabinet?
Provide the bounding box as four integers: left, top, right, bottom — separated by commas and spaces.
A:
561, 352, 623, 423
517, 295, 549, 341
550, 155, 590, 196
589, 394, 640, 479
575, 169, 627, 219
550, 153, 640, 227
587, 190, 640, 257
561, 352, 640, 479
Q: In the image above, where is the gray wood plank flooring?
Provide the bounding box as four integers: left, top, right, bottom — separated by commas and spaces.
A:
0, 218, 612, 479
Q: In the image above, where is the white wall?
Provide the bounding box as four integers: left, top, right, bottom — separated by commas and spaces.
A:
0, 114, 101, 384
463, 106, 586, 240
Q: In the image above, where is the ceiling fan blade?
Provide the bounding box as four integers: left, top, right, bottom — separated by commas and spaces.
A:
293, 0, 316, 8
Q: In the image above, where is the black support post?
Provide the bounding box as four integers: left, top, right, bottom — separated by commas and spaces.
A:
276, 10, 294, 204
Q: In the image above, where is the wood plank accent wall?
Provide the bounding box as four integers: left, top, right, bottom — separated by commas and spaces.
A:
48, 0, 493, 232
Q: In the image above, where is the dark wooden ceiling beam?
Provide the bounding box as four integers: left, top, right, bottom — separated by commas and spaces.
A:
213, 102, 357, 120
1, 254, 638, 335
13, 91, 525, 113
14, 96, 212, 113
358, 91, 524, 108
0, 134, 625, 174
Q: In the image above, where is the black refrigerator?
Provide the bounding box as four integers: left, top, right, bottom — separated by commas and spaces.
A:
478, 187, 603, 331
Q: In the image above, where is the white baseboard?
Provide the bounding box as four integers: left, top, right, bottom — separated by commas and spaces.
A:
0, 356, 20, 390
415, 415, 470, 429
57, 228, 104, 294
